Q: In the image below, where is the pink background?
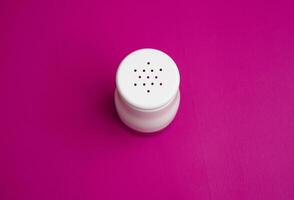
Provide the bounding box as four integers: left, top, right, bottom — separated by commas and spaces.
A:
1, 0, 294, 199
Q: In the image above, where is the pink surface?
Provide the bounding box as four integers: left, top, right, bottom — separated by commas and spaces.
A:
1, 0, 294, 199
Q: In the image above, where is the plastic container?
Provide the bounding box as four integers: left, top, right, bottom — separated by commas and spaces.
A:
115, 48, 180, 133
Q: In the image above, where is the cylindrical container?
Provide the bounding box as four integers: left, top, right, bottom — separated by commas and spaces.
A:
115, 48, 180, 133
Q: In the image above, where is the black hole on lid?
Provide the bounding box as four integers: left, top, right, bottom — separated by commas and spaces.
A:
143, 83, 146, 86
147, 62, 150, 65
155, 76, 158, 79
147, 90, 150, 93
159, 68, 162, 71
139, 76, 141, 78
143, 69, 145, 72
147, 76, 149, 79
134, 69, 137, 72
151, 69, 154, 72
160, 83, 163, 86
134, 83, 137, 86
151, 82, 154, 85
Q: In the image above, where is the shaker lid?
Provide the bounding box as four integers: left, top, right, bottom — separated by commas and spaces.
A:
116, 48, 180, 110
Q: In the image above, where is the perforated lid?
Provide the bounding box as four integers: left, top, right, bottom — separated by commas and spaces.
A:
116, 48, 180, 110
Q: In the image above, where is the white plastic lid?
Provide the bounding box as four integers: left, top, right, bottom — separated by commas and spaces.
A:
116, 48, 180, 110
